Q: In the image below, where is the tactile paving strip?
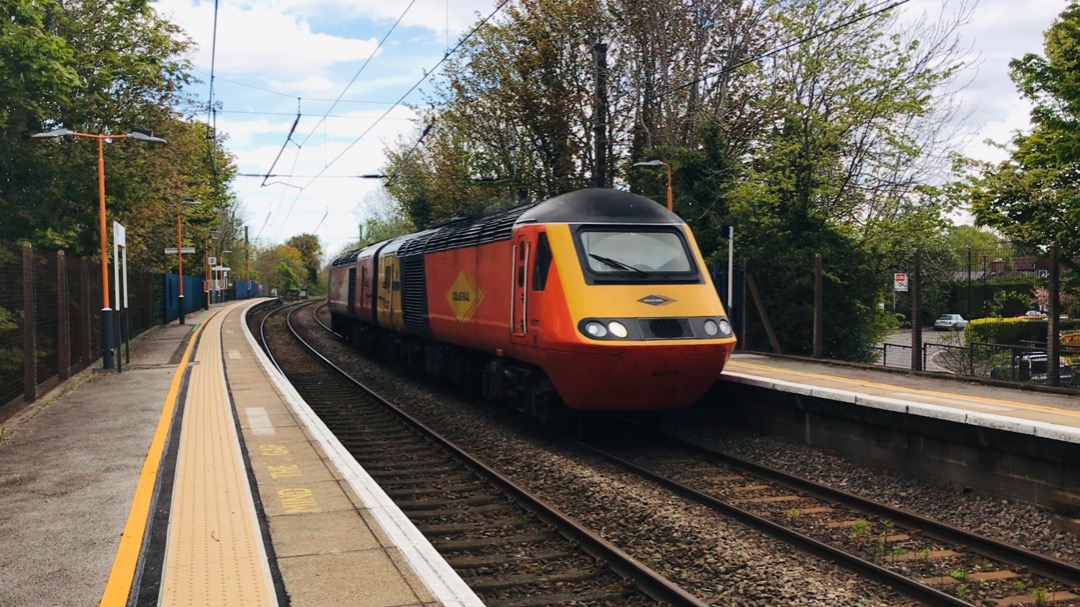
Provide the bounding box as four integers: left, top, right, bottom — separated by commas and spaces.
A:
159, 308, 277, 606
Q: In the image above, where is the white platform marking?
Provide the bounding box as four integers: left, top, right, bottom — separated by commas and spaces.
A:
245, 407, 276, 435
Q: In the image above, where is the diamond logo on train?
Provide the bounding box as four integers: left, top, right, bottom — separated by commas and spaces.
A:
639, 294, 675, 306
447, 271, 484, 322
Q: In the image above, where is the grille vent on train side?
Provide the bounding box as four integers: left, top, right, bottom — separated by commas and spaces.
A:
638, 318, 692, 339
401, 256, 430, 333
347, 268, 356, 311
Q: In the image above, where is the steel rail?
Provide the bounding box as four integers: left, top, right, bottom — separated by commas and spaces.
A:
660, 432, 1080, 588
572, 436, 973, 607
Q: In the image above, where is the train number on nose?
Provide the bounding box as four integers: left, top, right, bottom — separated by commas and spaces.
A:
651, 369, 680, 378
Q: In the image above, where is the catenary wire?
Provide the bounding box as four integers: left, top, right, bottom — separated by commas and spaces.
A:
296, 0, 512, 192
295, 0, 420, 149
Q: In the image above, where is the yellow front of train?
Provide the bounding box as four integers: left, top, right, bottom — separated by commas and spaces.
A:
533, 218, 737, 411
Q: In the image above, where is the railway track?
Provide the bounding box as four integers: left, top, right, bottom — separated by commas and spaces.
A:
264, 299, 1080, 606
577, 423, 1080, 607
250, 300, 705, 607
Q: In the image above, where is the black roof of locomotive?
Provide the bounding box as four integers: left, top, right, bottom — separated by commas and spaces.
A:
330, 188, 678, 264
517, 188, 678, 225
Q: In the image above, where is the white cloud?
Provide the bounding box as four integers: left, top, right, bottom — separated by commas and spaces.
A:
930, 0, 1060, 162
155, 0, 381, 79
278, 0, 495, 38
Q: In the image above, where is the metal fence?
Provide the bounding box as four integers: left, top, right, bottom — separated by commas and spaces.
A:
1, 243, 164, 411
920, 340, 1080, 386
160, 275, 263, 325
717, 242, 1079, 388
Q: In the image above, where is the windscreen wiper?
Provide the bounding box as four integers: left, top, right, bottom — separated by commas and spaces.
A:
588, 253, 645, 274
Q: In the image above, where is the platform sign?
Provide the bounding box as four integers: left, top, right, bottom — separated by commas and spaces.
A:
165, 247, 196, 254
893, 272, 909, 292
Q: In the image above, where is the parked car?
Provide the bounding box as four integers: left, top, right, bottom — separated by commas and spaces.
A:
1016, 352, 1074, 385
933, 314, 968, 331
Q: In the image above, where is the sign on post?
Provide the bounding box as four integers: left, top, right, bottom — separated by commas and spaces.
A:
893, 272, 909, 292
113, 222, 129, 371
164, 247, 196, 254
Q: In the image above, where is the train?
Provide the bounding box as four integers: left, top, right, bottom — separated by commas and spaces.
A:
327, 188, 736, 421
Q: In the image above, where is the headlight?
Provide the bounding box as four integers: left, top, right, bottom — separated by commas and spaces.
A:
608, 321, 628, 338
703, 319, 720, 336
718, 319, 732, 336
584, 321, 608, 338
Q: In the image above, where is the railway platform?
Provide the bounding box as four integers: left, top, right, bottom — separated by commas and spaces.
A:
722, 353, 1080, 435
0, 298, 480, 607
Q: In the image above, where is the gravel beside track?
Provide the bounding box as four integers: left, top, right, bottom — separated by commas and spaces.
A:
675, 430, 1080, 566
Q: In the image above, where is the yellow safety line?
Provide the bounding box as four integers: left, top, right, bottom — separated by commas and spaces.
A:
727, 359, 1080, 418
99, 311, 220, 606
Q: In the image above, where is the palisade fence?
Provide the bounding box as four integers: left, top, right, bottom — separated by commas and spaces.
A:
0, 242, 163, 410
714, 244, 1079, 388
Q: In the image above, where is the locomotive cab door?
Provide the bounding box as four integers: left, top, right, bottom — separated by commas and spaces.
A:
511, 234, 530, 338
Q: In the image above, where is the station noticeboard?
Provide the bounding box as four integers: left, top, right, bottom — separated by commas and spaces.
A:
893, 272, 909, 292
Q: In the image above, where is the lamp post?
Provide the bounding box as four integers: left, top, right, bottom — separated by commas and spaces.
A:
177, 199, 199, 324
32, 127, 167, 369
632, 159, 673, 212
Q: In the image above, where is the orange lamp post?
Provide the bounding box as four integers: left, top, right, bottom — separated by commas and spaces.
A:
32, 128, 167, 368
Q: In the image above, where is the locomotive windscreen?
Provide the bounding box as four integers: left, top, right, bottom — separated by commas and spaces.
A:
573, 226, 702, 284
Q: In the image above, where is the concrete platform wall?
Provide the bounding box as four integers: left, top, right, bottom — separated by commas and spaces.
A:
709, 382, 1080, 507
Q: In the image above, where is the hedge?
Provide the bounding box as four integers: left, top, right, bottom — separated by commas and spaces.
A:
967, 317, 1080, 346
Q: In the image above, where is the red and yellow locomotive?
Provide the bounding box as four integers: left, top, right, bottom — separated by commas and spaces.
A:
328, 188, 736, 419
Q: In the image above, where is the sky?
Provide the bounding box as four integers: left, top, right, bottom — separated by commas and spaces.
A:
152, 0, 1068, 261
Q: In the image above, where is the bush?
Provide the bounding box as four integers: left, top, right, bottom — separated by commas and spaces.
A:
967, 317, 1080, 346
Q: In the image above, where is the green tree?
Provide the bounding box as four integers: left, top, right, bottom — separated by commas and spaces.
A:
970, 2, 1080, 265
0, 0, 79, 133
728, 0, 970, 356
945, 225, 1008, 254
275, 262, 301, 293
285, 234, 322, 284
385, 0, 605, 226
357, 199, 415, 249
253, 244, 303, 293
0, 0, 232, 272
384, 0, 772, 228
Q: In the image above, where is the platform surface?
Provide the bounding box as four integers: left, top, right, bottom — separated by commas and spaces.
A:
0, 299, 481, 607
723, 353, 1080, 441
